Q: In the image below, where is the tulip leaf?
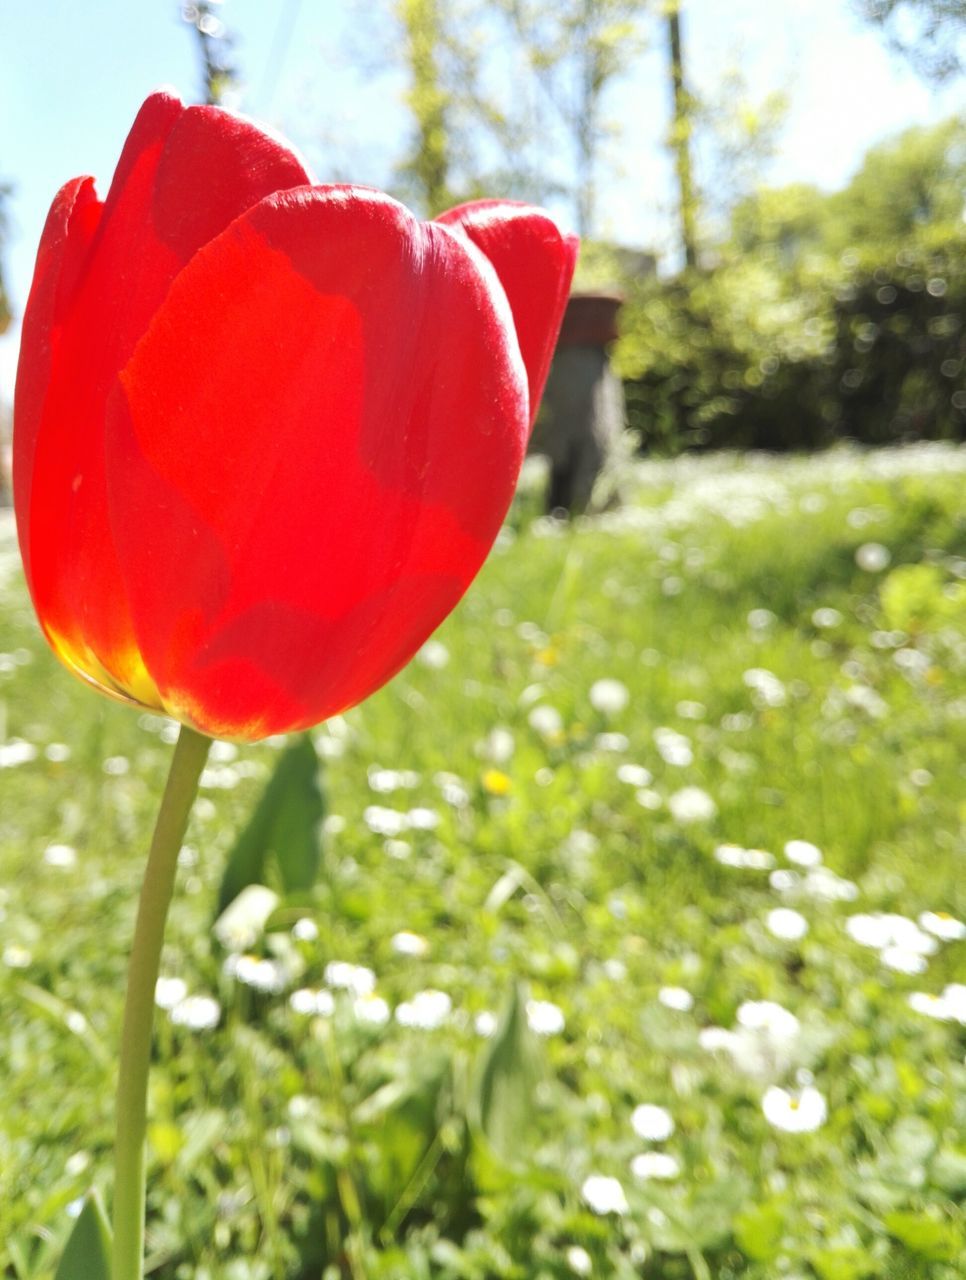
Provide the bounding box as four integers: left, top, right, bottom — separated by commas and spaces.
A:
54, 1190, 112, 1280
216, 735, 324, 914
473, 981, 542, 1163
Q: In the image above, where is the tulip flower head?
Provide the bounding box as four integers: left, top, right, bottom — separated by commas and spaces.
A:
15, 92, 577, 740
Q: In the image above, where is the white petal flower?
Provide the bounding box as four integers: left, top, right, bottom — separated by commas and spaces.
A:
43, 843, 77, 869
526, 998, 566, 1036
737, 1000, 800, 1042
855, 542, 890, 572
762, 1085, 826, 1133
474, 1010, 498, 1038
919, 911, 966, 942
658, 986, 694, 1012
169, 995, 221, 1031
668, 786, 717, 823
396, 989, 452, 1029
617, 763, 653, 788
528, 705, 564, 737
565, 1245, 593, 1276
784, 840, 822, 867
631, 1104, 674, 1142
155, 976, 188, 1010
391, 930, 430, 957
880, 946, 928, 975
581, 1174, 628, 1216
417, 640, 450, 669
908, 991, 955, 1021
324, 961, 376, 996
654, 727, 693, 767
589, 678, 629, 715
353, 993, 390, 1025
630, 1151, 680, 1180
766, 907, 809, 941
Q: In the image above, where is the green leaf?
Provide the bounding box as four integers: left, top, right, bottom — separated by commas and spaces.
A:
809, 1245, 877, 1280
733, 1200, 786, 1261
884, 1210, 961, 1261
54, 1191, 112, 1280
216, 734, 324, 914
473, 981, 541, 1163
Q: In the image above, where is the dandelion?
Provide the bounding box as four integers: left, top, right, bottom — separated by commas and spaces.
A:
589, 678, 629, 715
595, 732, 629, 752
44, 743, 71, 763
482, 768, 512, 796
367, 766, 420, 793
668, 786, 717, 824
766, 907, 809, 941
581, 1174, 628, 1216
715, 844, 774, 870
630, 1152, 680, 1180
630, 1104, 674, 1141
2, 944, 32, 969
762, 1085, 827, 1133
748, 608, 777, 631
474, 1010, 498, 1037
526, 998, 566, 1036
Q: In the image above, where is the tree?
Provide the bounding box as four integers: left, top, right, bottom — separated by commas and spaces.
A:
0, 180, 11, 336
500, 0, 650, 237
182, 1, 239, 106
856, 0, 966, 81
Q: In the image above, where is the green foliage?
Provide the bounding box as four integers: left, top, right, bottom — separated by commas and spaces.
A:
857, 0, 966, 82
216, 734, 324, 914
613, 118, 966, 453
1, 448, 965, 1277
53, 1193, 111, 1280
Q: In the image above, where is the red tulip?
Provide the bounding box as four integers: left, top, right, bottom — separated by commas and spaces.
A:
15, 92, 577, 740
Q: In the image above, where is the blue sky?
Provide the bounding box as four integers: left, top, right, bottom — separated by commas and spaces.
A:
0, 0, 963, 396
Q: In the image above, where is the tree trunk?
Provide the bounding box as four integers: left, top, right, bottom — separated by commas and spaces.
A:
667, 3, 698, 268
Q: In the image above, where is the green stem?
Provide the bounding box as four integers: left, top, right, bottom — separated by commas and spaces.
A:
112, 725, 211, 1280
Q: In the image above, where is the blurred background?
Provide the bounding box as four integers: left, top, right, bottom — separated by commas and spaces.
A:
1, 5, 965, 1280
0, 0, 964, 472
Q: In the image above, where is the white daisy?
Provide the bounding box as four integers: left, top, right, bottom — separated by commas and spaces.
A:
630, 1151, 680, 1180
630, 1104, 674, 1142
581, 1174, 628, 1216
762, 1085, 826, 1133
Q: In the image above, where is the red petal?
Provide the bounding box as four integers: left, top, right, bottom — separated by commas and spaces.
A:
435, 200, 578, 426
15, 92, 311, 706
105, 186, 528, 739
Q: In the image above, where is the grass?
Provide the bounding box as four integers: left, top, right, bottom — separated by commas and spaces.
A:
1, 444, 965, 1280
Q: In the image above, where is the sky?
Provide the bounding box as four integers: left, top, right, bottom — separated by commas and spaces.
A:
0, 0, 963, 399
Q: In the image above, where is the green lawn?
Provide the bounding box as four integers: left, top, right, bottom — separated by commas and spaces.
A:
1, 444, 965, 1280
